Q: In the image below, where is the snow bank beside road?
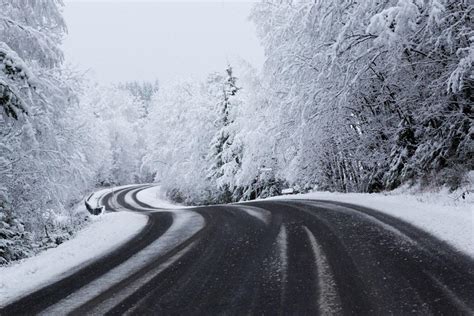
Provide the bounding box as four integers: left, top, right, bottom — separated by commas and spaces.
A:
136, 185, 186, 209
0, 211, 147, 306
269, 189, 473, 258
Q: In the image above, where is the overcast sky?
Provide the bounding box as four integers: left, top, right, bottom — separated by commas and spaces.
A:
62, 1, 265, 84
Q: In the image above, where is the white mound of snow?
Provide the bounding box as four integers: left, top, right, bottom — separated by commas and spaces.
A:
136, 185, 186, 209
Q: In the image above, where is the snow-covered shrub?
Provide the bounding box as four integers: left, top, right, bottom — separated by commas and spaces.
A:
0, 191, 32, 265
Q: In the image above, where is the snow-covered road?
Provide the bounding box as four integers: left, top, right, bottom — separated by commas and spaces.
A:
1, 185, 473, 315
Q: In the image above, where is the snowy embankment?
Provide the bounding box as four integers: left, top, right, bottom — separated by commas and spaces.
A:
136, 185, 187, 209
269, 186, 473, 258
0, 189, 148, 307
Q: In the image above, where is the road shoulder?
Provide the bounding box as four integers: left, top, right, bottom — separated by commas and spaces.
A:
268, 188, 473, 258
0, 210, 147, 306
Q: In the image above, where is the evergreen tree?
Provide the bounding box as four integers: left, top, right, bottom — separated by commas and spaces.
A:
207, 66, 243, 202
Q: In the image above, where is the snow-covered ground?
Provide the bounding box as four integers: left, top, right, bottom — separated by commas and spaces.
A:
0, 210, 147, 306
136, 185, 187, 209
269, 186, 473, 258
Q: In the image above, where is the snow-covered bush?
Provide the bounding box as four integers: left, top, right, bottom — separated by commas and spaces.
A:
0, 191, 32, 264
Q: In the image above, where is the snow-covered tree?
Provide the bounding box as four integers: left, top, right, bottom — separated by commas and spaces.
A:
118, 80, 159, 119
207, 66, 244, 202
0, 0, 96, 264
143, 78, 219, 204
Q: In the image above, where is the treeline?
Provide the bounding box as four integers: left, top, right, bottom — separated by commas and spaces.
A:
145, 0, 472, 203
248, 0, 473, 193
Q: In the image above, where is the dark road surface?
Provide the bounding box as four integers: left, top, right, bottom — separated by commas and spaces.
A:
1, 185, 473, 315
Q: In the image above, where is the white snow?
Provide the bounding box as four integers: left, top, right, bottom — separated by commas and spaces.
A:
136, 185, 187, 209
237, 205, 271, 225
277, 224, 288, 288
0, 210, 148, 307
268, 187, 474, 258
303, 226, 340, 314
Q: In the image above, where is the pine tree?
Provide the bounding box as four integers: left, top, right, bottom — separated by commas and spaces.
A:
207, 65, 243, 202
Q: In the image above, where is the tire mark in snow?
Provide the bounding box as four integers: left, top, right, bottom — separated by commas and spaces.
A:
105, 186, 141, 212
38, 209, 204, 315
427, 273, 474, 314
237, 206, 272, 225
90, 184, 142, 210
124, 186, 156, 211
303, 226, 341, 315
277, 224, 288, 305
306, 201, 417, 246
84, 240, 197, 315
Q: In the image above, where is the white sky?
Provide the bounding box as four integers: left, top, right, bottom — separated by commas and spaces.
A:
62, 1, 265, 84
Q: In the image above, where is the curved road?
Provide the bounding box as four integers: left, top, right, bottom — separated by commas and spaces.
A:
1, 185, 473, 315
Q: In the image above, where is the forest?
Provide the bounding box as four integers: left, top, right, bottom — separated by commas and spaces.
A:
1, 0, 472, 264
